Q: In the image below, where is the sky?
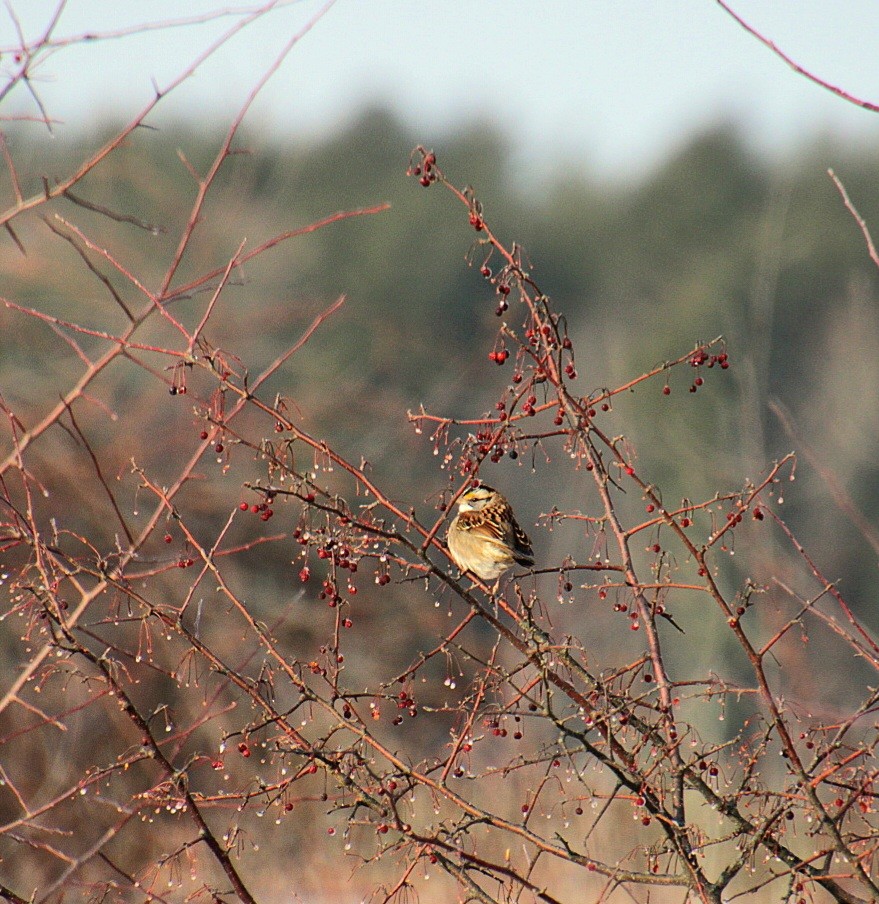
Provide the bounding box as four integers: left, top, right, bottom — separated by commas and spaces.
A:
3, 1, 879, 180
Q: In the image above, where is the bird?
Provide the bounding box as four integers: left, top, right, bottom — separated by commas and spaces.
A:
446, 484, 534, 582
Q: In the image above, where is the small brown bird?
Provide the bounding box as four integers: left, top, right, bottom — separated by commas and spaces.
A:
446, 485, 534, 582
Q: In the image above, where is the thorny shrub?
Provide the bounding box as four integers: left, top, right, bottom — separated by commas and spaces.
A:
1, 6, 878, 904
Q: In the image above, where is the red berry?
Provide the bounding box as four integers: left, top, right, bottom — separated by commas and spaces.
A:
662, 385, 671, 396
239, 502, 249, 511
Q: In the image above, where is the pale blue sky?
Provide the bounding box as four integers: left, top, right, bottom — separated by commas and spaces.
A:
3, 1, 879, 178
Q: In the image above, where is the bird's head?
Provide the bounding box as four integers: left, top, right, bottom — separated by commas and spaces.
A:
457, 484, 499, 512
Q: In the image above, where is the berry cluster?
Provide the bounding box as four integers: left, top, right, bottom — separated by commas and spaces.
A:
407, 147, 438, 187
687, 348, 730, 393
239, 500, 274, 521
392, 689, 418, 725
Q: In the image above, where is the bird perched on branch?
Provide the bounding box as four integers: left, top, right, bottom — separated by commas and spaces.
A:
447, 484, 534, 582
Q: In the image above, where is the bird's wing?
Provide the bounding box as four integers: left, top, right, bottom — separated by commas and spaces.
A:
457, 505, 534, 565
456, 510, 507, 545
510, 516, 534, 562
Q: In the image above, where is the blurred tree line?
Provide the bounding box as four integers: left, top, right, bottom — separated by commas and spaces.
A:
3, 106, 879, 709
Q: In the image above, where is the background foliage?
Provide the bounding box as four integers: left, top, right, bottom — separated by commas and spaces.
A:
2, 57, 879, 901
